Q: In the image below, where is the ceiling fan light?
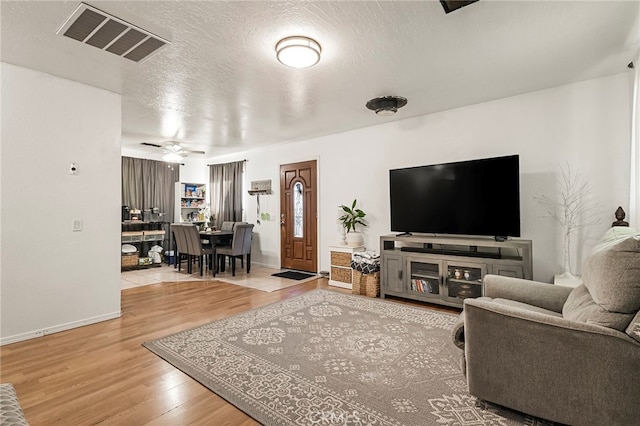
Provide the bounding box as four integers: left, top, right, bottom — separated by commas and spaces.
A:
276, 36, 321, 68
163, 152, 183, 163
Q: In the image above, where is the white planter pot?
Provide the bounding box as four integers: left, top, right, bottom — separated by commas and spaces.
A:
345, 231, 364, 247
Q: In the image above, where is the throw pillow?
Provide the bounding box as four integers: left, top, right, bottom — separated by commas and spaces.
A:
581, 227, 640, 313
563, 285, 635, 331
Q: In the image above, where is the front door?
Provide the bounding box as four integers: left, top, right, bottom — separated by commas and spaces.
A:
280, 160, 318, 272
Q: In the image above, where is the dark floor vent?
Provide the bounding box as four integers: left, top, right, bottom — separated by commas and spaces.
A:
57, 2, 169, 63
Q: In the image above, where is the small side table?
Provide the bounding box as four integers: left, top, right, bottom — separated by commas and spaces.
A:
329, 245, 365, 289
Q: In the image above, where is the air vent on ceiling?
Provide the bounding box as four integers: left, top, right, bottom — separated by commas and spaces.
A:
56, 2, 170, 63
440, 0, 479, 14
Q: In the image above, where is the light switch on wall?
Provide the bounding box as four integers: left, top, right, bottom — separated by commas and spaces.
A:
72, 219, 83, 231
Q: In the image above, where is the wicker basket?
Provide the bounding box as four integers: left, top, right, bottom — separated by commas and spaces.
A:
331, 267, 352, 284
352, 271, 364, 295
330, 251, 352, 267
353, 270, 380, 297
121, 253, 139, 268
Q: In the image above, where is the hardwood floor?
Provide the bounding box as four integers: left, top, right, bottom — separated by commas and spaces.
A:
0, 278, 459, 425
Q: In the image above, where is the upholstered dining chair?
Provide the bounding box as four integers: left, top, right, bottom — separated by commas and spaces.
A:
216, 223, 254, 276
216, 221, 244, 267
220, 221, 235, 231
183, 224, 215, 276
171, 223, 189, 272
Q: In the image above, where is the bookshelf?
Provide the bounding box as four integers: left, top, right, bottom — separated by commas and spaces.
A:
175, 182, 207, 223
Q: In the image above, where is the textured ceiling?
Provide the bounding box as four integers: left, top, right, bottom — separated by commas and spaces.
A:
2, 1, 639, 158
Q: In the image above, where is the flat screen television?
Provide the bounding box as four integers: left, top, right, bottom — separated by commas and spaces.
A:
389, 155, 520, 238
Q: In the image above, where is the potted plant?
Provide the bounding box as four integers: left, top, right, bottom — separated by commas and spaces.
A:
339, 199, 367, 247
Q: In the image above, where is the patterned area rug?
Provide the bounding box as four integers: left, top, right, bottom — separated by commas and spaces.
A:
144, 289, 554, 425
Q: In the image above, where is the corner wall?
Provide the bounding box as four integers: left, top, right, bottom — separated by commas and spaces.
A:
1, 63, 122, 344
208, 73, 632, 282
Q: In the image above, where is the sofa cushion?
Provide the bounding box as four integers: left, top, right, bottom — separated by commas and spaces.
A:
626, 310, 640, 343
581, 227, 640, 313
563, 284, 635, 331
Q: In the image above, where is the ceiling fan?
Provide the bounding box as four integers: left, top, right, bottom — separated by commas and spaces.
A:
140, 141, 205, 162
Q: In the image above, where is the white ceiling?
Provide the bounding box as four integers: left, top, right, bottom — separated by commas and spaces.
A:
2, 1, 639, 158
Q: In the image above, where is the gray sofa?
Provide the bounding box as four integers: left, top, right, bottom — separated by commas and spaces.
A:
456, 227, 640, 425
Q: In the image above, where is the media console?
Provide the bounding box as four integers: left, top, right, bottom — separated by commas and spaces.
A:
380, 234, 532, 308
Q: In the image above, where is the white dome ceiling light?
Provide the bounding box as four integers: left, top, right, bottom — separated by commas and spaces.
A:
365, 96, 408, 116
276, 36, 321, 68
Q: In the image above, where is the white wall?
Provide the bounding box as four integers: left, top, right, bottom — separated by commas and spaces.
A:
1, 63, 122, 344
208, 73, 632, 282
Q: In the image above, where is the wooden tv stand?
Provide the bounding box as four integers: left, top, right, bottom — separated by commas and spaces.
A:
380, 234, 532, 308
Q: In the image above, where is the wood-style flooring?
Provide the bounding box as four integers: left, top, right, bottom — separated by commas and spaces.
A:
0, 278, 458, 425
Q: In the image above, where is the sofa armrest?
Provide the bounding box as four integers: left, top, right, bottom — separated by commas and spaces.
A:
464, 298, 640, 425
482, 274, 573, 313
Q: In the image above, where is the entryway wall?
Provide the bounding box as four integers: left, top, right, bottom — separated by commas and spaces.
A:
2, 63, 122, 344
206, 72, 632, 283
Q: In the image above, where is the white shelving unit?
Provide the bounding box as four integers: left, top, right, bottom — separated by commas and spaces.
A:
175, 182, 207, 223
328, 245, 365, 289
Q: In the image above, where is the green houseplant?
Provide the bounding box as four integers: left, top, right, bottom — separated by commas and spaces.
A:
339, 199, 367, 246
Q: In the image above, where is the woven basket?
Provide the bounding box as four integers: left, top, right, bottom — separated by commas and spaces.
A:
331, 267, 352, 284
121, 253, 139, 268
353, 270, 380, 297
352, 270, 364, 295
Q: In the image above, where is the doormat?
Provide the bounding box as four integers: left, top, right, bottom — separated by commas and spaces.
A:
271, 270, 316, 280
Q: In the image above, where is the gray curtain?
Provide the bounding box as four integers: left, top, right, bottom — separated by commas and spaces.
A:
121, 157, 180, 223
209, 160, 244, 227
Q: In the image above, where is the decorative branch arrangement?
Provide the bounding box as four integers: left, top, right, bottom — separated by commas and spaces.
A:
535, 163, 600, 278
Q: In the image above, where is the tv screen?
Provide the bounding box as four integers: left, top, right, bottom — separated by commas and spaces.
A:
389, 155, 520, 238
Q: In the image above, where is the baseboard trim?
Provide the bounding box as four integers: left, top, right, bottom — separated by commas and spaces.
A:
251, 261, 281, 270
0, 311, 122, 346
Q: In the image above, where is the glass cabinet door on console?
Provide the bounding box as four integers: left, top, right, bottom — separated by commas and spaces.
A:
444, 261, 487, 303
407, 258, 443, 302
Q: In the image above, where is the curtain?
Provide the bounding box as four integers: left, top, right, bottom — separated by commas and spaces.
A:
121, 157, 143, 211
209, 160, 244, 227
121, 157, 180, 223
630, 57, 640, 227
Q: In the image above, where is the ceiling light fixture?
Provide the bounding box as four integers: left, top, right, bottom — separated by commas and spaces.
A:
163, 152, 183, 163
366, 96, 408, 116
275, 36, 321, 68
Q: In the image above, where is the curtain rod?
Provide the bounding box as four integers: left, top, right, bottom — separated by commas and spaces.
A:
207, 159, 247, 166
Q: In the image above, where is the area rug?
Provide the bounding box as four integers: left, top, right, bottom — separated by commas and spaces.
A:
271, 270, 317, 280
144, 289, 554, 425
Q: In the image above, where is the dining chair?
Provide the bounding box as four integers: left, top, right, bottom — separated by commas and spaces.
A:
171, 223, 189, 272
183, 224, 215, 276
216, 223, 254, 276
220, 221, 235, 231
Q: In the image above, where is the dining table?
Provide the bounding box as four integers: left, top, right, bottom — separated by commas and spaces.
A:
199, 229, 234, 244
198, 230, 234, 274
